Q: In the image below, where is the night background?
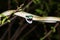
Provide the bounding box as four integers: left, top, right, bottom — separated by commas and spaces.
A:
0, 0, 60, 40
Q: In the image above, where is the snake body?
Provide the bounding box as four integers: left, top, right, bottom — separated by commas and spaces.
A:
0, 10, 60, 23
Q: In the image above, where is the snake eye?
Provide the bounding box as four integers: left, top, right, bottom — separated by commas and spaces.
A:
25, 15, 33, 24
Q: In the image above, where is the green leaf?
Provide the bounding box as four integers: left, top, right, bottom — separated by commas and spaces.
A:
51, 26, 56, 33
32, 0, 37, 4
7, 20, 11, 22
1, 16, 8, 24
36, 0, 41, 4
32, 0, 40, 4
0, 20, 1, 25
35, 9, 43, 14
40, 38, 44, 40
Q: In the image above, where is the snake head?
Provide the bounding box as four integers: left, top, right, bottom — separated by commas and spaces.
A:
25, 15, 33, 24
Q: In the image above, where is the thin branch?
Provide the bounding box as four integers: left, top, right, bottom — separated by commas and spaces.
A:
43, 23, 51, 40
8, 0, 11, 9
8, 21, 12, 40
40, 23, 59, 40
0, 16, 17, 40
0, 16, 17, 27
19, 24, 37, 40
10, 23, 28, 40
23, 0, 33, 10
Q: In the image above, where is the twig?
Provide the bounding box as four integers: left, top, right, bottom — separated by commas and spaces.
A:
40, 23, 59, 40
0, 16, 17, 27
8, 0, 11, 9
10, 23, 28, 40
43, 23, 51, 40
23, 0, 33, 10
19, 24, 37, 40
0, 16, 17, 40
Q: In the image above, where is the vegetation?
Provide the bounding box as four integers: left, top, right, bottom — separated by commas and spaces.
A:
0, 0, 60, 40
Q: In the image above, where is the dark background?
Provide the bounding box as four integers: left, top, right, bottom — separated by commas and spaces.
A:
0, 0, 60, 40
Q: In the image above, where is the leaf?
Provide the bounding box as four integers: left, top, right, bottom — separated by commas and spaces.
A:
7, 20, 11, 22
35, 9, 43, 14
36, 0, 41, 4
51, 26, 56, 33
32, 0, 40, 4
32, 0, 37, 4
26, 4, 29, 8
0, 20, 1, 25
1, 16, 8, 24
40, 38, 44, 40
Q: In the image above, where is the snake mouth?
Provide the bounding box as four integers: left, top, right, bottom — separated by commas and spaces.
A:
25, 19, 32, 24
25, 15, 33, 24
27, 19, 32, 21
